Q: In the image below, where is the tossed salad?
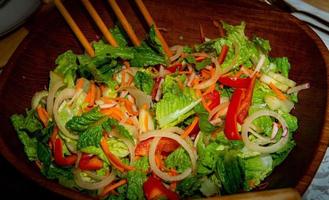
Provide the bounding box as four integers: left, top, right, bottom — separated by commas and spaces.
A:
11, 22, 309, 199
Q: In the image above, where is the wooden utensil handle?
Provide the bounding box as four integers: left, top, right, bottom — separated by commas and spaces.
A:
205, 188, 301, 200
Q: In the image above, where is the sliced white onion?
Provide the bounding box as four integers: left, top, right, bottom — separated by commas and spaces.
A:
287, 83, 310, 94
75, 152, 82, 168
99, 103, 117, 109
187, 72, 196, 87
242, 109, 289, 154
140, 128, 196, 182
47, 81, 65, 117
149, 137, 192, 182
251, 54, 265, 77
122, 86, 152, 109
74, 169, 116, 190
210, 118, 223, 126
194, 57, 222, 89
271, 122, 279, 139
169, 45, 183, 62
111, 130, 136, 164
155, 78, 164, 102
193, 131, 202, 147
208, 101, 229, 120
53, 88, 79, 140
31, 90, 49, 110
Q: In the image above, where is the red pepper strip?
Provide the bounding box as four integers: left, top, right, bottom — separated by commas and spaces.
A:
237, 75, 257, 124
151, 77, 163, 100
135, 138, 179, 157
218, 77, 251, 88
218, 45, 229, 64
203, 90, 220, 110
54, 138, 77, 166
79, 154, 103, 171
143, 176, 179, 200
166, 63, 182, 73
224, 88, 245, 140
100, 138, 135, 172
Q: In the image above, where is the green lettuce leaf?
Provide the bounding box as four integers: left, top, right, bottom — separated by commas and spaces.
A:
126, 157, 149, 200
10, 110, 43, 161
194, 104, 216, 134
54, 50, 78, 87
270, 57, 291, 78
66, 107, 104, 133
134, 71, 154, 95
110, 25, 129, 47
93, 40, 134, 60
281, 113, 298, 132
271, 139, 295, 167
77, 125, 103, 150
130, 42, 166, 67
240, 155, 273, 191
107, 137, 129, 158
176, 176, 202, 198
165, 147, 191, 173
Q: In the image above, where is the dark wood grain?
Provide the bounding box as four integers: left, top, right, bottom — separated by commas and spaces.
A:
0, 0, 328, 199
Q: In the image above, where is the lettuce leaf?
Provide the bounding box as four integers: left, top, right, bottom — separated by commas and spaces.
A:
93, 40, 134, 60
126, 157, 149, 200
134, 71, 154, 95
10, 110, 43, 161
77, 125, 103, 150
130, 42, 166, 67
110, 25, 129, 47
240, 155, 273, 191
66, 107, 104, 133
165, 147, 191, 173
270, 57, 291, 78
54, 50, 78, 87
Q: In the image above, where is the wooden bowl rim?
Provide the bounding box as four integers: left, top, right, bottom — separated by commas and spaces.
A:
0, 2, 329, 199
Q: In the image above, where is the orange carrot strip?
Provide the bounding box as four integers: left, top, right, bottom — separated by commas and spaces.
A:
75, 78, 84, 91
95, 86, 101, 101
37, 106, 49, 127
177, 79, 184, 91
203, 84, 216, 96
144, 111, 149, 132
126, 75, 134, 86
101, 179, 127, 197
181, 116, 199, 139
116, 98, 138, 116
269, 82, 287, 100
100, 138, 135, 172
201, 95, 211, 113
101, 107, 124, 121
195, 56, 206, 61
85, 82, 96, 106
121, 70, 126, 87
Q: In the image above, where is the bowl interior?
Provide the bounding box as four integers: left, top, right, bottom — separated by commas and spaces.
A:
0, 0, 328, 199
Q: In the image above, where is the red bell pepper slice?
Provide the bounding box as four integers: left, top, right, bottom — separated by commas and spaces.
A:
224, 88, 245, 140
203, 90, 220, 110
218, 45, 229, 64
54, 138, 77, 166
143, 176, 179, 200
151, 77, 163, 100
166, 63, 182, 73
218, 77, 251, 88
79, 154, 103, 171
135, 138, 179, 157
237, 75, 257, 124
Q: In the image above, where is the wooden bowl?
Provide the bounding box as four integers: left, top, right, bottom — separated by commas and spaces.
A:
0, 0, 328, 199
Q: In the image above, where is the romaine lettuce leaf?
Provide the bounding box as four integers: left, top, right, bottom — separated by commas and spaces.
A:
126, 157, 149, 200
54, 50, 78, 87
110, 25, 129, 47
165, 147, 191, 173
134, 71, 154, 95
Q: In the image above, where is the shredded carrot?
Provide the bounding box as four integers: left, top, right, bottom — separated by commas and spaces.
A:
85, 82, 96, 106
95, 86, 101, 101
177, 79, 184, 91
126, 75, 134, 86
169, 169, 178, 190
121, 70, 126, 87
269, 82, 287, 100
100, 84, 106, 95
195, 89, 202, 98
203, 84, 216, 96
116, 98, 138, 116
101, 179, 127, 197
49, 126, 59, 150
155, 151, 165, 170
124, 60, 130, 69
35, 160, 42, 169
36, 106, 49, 127
192, 76, 200, 87
144, 111, 149, 132
200, 69, 211, 79
101, 107, 124, 121
181, 116, 199, 139
233, 69, 244, 78
195, 56, 206, 61
75, 78, 84, 91
142, 103, 149, 110
100, 138, 135, 172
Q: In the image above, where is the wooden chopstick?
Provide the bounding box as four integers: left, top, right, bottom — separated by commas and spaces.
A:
81, 0, 119, 47
134, 0, 172, 57
54, 0, 95, 57
107, 0, 141, 46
